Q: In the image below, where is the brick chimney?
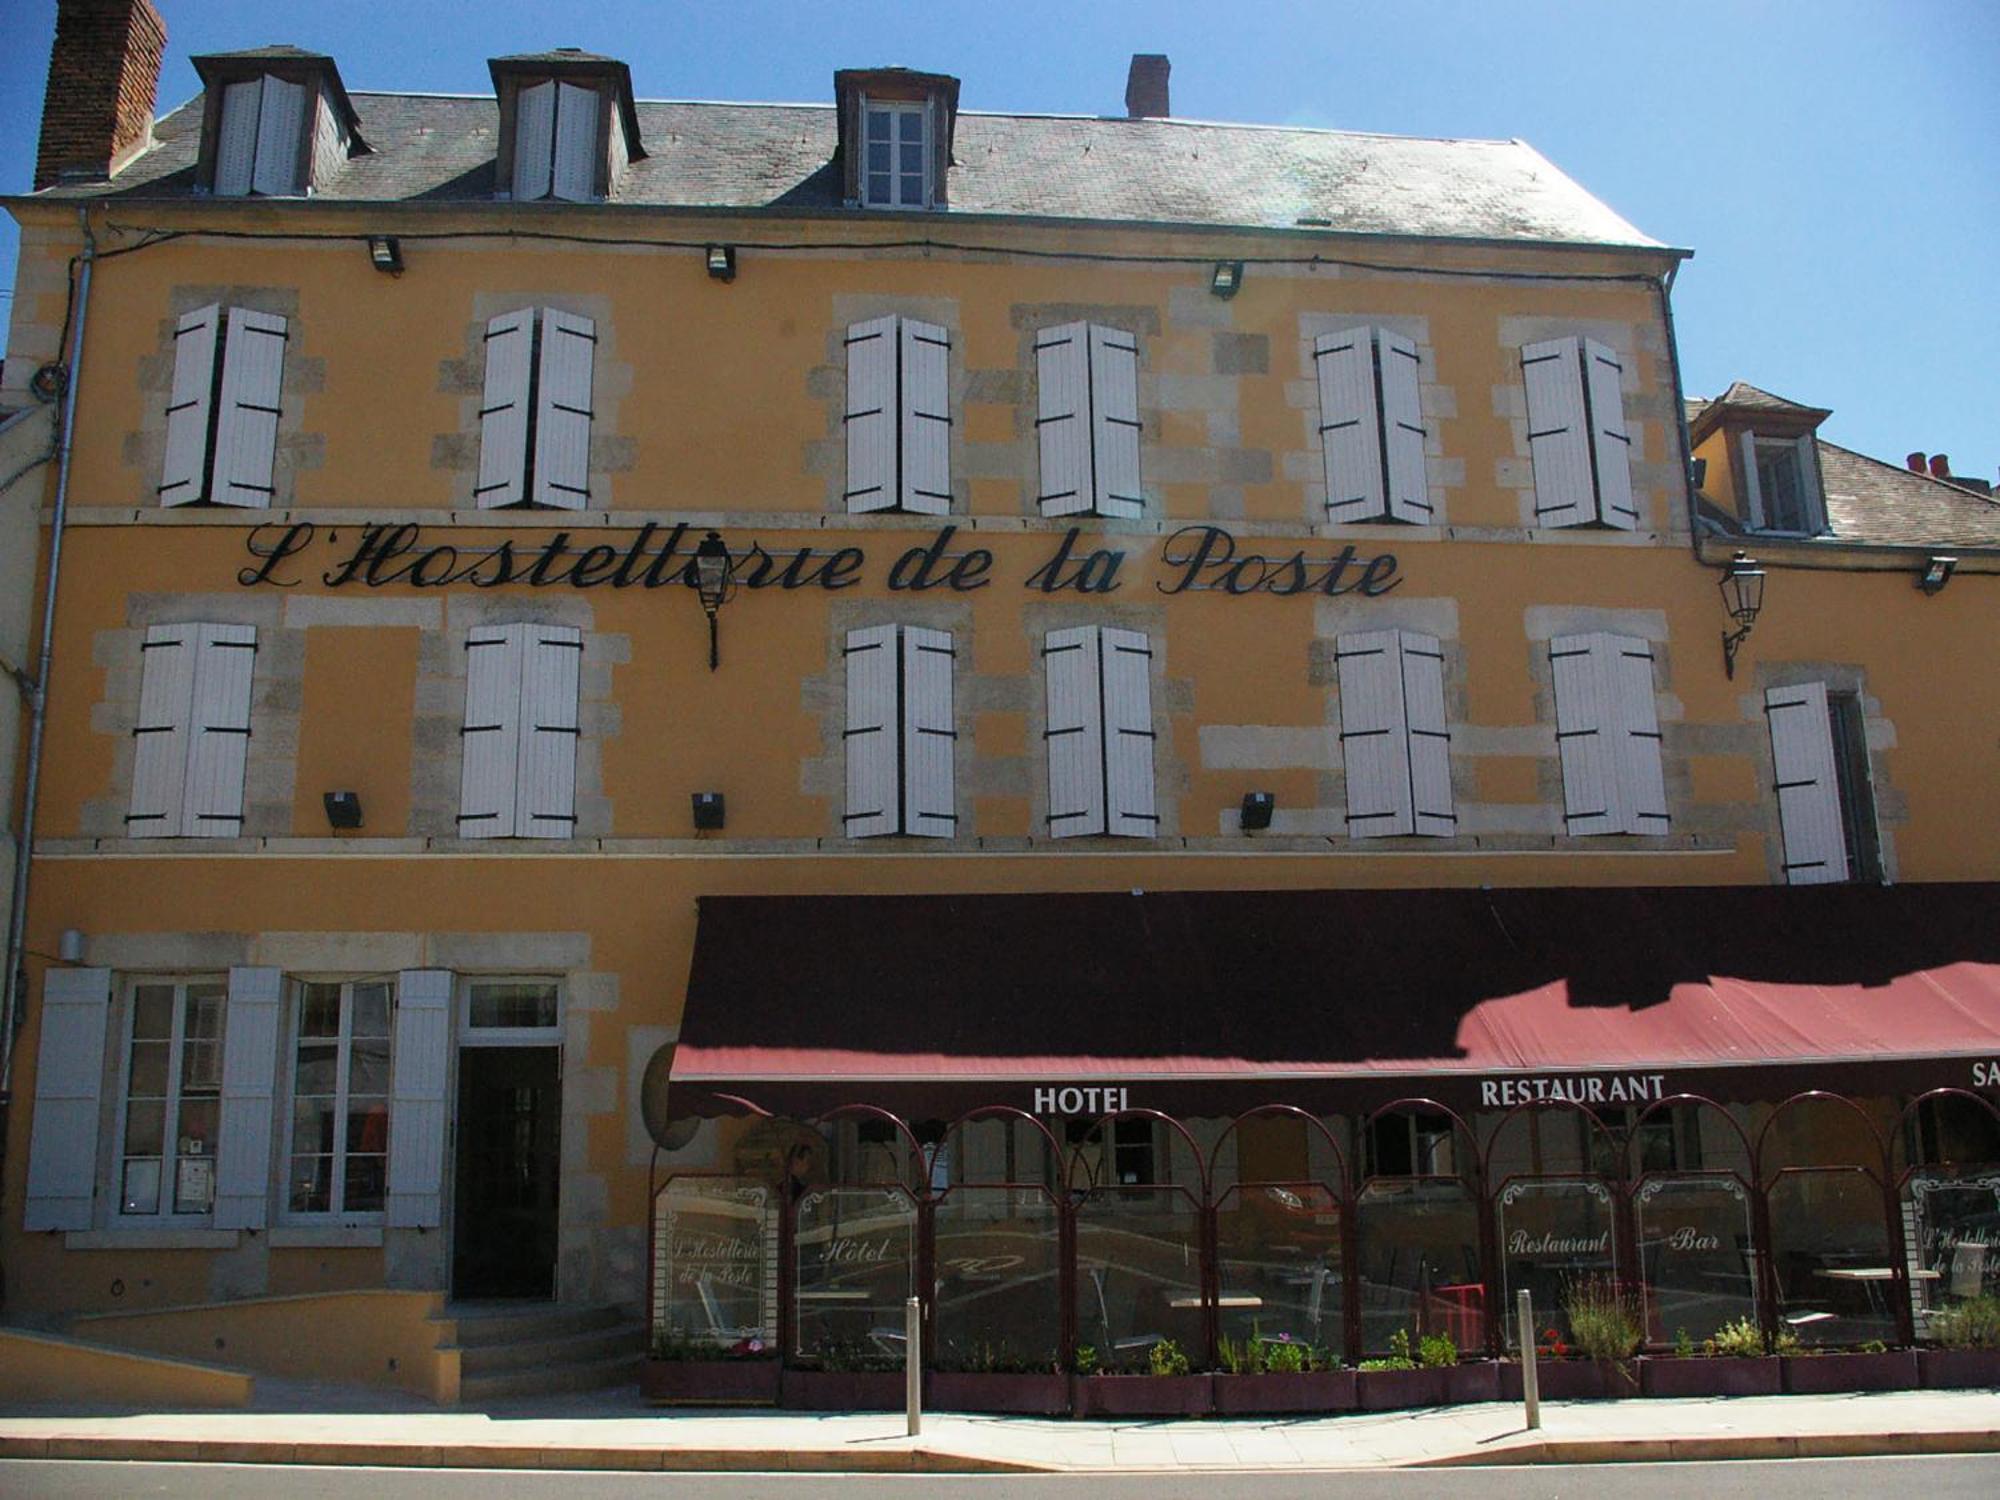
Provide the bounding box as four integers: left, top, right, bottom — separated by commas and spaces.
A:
1907, 452, 1927, 474
1928, 453, 1952, 480
1125, 54, 1170, 119
34, 0, 167, 190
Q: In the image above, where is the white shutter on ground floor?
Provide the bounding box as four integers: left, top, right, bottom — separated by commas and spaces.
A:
844, 316, 897, 513
1521, 337, 1595, 528
1399, 633, 1456, 836
474, 308, 535, 508
898, 318, 952, 515
842, 625, 898, 838
22, 967, 113, 1232
213, 966, 283, 1230
159, 304, 221, 506
530, 310, 594, 509
1550, 632, 1667, 836
1314, 328, 1385, 523
128, 625, 197, 836
1377, 331, 1432, 524
901, 626, 957, 838
386, 969, 453, 1229
180, 623, 258, 837
1088, 325, 1144, 518
516, 625, 583, 838
1582, 338, 1637, 529
1043, 625, 1105, 836
1336, 631, 1413, 836
1606, 637, 1668, 833
457, 625, 525, 838
1100, 628, 1158, 837
211, 308, 287, 508
1765, 680, 1849, 885
1034, 322, 1091, 517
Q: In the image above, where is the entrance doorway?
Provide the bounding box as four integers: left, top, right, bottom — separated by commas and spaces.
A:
452, 1046, 560, 1299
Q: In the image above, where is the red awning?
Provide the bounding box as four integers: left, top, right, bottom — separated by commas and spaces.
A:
671, 883, 2000, 1116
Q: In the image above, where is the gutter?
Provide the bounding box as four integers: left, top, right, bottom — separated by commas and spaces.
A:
1, 207, 94, 1112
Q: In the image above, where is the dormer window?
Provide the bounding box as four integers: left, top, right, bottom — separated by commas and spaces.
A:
1744, 434, 1821, 535
835, 68, 958, 212
1688, 383, 1833, 538
489, 52, 645, 206
193, 49, 363, 200
216, 75, 306, 195
864, 101, 929, 208
513, 81, 600, 202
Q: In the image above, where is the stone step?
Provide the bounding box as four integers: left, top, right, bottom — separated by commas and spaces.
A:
438, 1303, 626, 1348
454, 1321, 645, 1378
458, 1350, 643, 1403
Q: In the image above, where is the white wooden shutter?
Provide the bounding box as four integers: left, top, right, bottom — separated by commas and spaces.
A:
23, 967, 112, 1231
1400, 632, 1455, 837
1765, 681, 1849, 885
1378, 331, 1432, 524
898, 318, 952, 515
842, 625, 898, 838
517, 625, 582, 838
128, 625, 196, 836
551, 82, 601, 202
843, 316, 897, 513
457, 625, 524, 838
902, 627, 956, 837
386, 969, 453, 1229
213, 966, 282, 1229
160, 305, 221, 506
1583, 338, 1636, 529
214, 78, 263, 196
1044, 626, 1104, 837
531, 310, 594, 509
211, 308, 287, 508
181, 623, 257, 837
1089, 325, 1144, 518
1606, 637, 1669, 833
512, 80, 556, 200
1035, 322, 1091, 517
1522, 337, 1595, 528
1551, 632, 1666, 836
1314, 329, 1383, 522
251, 75, 304, 195
1100, 628, 1158, 837
1336, 630, 1412, 836
474, 308, 534, 509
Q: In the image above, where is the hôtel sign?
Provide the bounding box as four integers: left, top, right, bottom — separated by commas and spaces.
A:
238, 522, 1404, 599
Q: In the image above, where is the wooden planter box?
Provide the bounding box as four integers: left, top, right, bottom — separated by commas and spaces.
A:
1355, 1366, 1448, 1410
1442, 1361, 1500, 1404
1498, 1359, 1638, 1401
927, 1371, 1071, 1415
1210, 1370, 1358, 1415
1917, 1348, 2000, 1389
1782, 1350, 1919, 1394
1638, 1355, 1781, 1397
781, 1368, 905, 1411
1071, 1373, 1214, 1418
641, 1358, 780, 1406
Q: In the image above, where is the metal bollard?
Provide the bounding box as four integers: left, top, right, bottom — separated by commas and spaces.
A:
906, 1295, 922, 1436
1517, 1288, 1540, 1430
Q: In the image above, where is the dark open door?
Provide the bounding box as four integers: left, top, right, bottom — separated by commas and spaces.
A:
453, 1046, 560, 1299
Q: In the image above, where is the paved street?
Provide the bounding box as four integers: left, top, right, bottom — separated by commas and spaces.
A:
9, 1454, 2000, 1498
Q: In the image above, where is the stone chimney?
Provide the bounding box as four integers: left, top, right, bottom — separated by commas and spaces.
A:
34, 0, 168, 190
1125, 54, 1170, 119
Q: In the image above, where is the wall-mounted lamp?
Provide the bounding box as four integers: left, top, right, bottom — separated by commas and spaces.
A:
367, 236, 403, 275
705, 244, 737, 283
1210, 261, 1244, 299
1240, 791, 1275, 831
58, 929, 86, 963
1690, 457, 1708, 491
687, 530, 737, 671
1918, 555, 1957, 596
692, 792, 726, 831
1719, 550, 1765, 679
323, 791, 364, 830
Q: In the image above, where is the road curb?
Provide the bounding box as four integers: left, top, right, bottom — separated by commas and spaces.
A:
1419, 1428, 2000, 1467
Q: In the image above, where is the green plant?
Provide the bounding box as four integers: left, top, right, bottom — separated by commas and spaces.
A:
811, 1336, 900, 1373
1264, 1337, 1309, 1374
937, 1339, 1054, 1374
651, 1324, 772, 1361
1673, 1327, 1695, 1359
1561, 1277, 1642, 1362
1218, 1326, 1321, 1375
1857, 1339, 1888, 1355
1359, 1326, 1418, 1371
1147, 1337, 1192, 1377
1417, 1329, 1458, 1368
1930, 1294, 2000, 1349
1073, 1344, 1099, 1377
1703, 1316, 1797, 1358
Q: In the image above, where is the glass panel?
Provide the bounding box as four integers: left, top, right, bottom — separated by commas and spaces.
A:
292, 1097, 336, 1155
344, 1155, 386, 1213
352, 982, 391, 1038
1356, 1178, 1484, 1357
793, 1186, 916, 1367
467, 981, 558, 1030
1215, 1184, 1344, 1366
1757, 443, 1805, 530
127, 1040, 169, 1098
294, 1042, 338, 1096
289, 1154, 332, 1214
1767, 1168, 1896, 1346
1494, 1179, 1617, 1350
184, 984, 225, 1036
867, 141, 890, 172
181, 988, 225, 1093
123, 1099, 165, 1156
653, 1177, 778, 1353
1905, 1170, 2000, 1335
176, 1096, 220, 1156
349, 1040, 390, 1097
1073, 1186, 1203, 1372
866, 108, 891, 142
1636, 1175, 1757, 1348
132, 984, 175, 1040
122, 1157, 161, 1215
300, 983, 342, 1039
932, 1187, 1061, 1371
346, 1100, 389, 1154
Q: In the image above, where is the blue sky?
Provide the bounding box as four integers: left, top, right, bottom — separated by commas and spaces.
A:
4, 0, 1995, 480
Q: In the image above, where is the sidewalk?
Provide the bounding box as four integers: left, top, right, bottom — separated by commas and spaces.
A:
2, 1384, 1998, 1472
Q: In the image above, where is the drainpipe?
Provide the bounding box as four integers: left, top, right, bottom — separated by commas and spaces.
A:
1, 208, 96, 1115
1655, 261, 1704, 567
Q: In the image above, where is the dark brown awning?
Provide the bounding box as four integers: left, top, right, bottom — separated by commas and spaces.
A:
673, 883, 2000, 1118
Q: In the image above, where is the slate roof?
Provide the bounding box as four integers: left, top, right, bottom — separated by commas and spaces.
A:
28, 89, 1667, 248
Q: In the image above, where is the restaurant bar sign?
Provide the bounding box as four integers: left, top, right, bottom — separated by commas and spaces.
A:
1479, 1072, 1671, 1108
236, 522, 1404, 599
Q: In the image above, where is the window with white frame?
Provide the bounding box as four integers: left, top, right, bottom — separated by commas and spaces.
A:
128, 623, 257, 838
475, 307, 596, 510
1315, 326, 1431, 524
1035, 322, 1143, 517
844, 624, 956, 838
1335, 629, 1454, 837
213, 74, 308, 196
286, 980, 392, 1217
458, 623, 583, 838
159, 304, 288, 508
1764, 680, 1881, 885
1742, 433, 1824, 535
461, 978, 563, 1044
861, 100, 929, 208
117, 978, 227, 1219
512, 79, 602, 202
843, 316, 952, 513
1043, 625, 1157, 838
1548, 632, 1669, 836
1520, 335, 1637, 530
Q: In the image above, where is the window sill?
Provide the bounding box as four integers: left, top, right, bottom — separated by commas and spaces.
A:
267, 1225, 384, 1248
64, 1228, 241, 1250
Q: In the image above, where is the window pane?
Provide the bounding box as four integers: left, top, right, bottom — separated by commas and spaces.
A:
289, 1154, 332, 1214
294, 1041, 338, 1096
866, 108, 891, 142
132, 985, 175, 1040
174, 1151, 215, 1213
300, 983, 342, 1039
127, 1040, 169, 1098
177, 1096, 220, 1155
181, 1039, 222, 1093
346, 1100, 389, 1153
352, 983, 391, 1038
350, 1040, 390, 1097
867, 141, 890, 172
123, 1098, 166, 1155
344, 1155, 386, 1213
292, 1097, 337, 1155
184, 985, 225, 1037
122, 1157, 161, 1215
468, 981, 557, 1030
